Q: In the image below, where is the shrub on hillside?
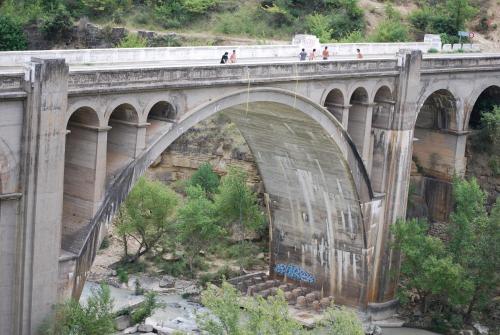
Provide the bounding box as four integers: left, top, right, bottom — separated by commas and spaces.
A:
40, 284, 115, 335
370, 19, 409, 42
41, 5, 73, 41
0, 14, 27, 51
117, 33, 148, 48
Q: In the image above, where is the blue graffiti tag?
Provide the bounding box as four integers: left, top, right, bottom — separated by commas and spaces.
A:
274, 263, 315, 284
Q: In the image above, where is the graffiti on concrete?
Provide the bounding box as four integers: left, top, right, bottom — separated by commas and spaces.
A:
274, 263, 315, 284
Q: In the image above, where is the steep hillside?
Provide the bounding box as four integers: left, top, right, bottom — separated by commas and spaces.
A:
1, 0, 499, 51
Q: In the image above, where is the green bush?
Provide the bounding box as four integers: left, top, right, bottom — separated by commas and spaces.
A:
428, 48, 439, 53
117, 267, 129, 284
471, 106, 500, 153
81, 0, 126, 16
40, 283, 115, 335
198, 282, 302, 334
305, 13, 332, 43
370, 19, 409, 42
320, 307, 364, 335
189, 163, 220, 198
334, 30, 366, 43
0, 14, 27, 51
41, 5, 73, 42
131, 291, 163, 324
160, 259, 190, 277
117, 33, 148, 48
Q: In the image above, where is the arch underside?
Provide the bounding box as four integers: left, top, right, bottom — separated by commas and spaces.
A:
224, 103, 366, 304
66, 89, 374, 307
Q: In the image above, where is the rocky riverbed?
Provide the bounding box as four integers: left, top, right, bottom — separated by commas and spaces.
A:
81, 276, 442, 335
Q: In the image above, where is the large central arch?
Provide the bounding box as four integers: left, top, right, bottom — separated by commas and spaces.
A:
70, 87, 377, 307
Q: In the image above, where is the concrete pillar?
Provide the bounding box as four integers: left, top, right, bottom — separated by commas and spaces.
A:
16, 58, 68, 335
369, 50, 422, 305
348, 102, 374, 165
106, 120, 145, 178
325, 103, 350, 128
0, 193, 22, 335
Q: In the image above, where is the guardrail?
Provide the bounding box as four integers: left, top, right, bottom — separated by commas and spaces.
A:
0, 42, 434, 66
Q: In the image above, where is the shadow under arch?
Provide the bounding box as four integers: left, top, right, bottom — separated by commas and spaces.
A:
412, 88, 459, 180
70, 87, 378, 307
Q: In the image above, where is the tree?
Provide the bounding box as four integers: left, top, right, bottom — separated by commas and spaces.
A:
116, 177, 178, 262
448, 178, 500, 321
0, 14, 27, 51
41, 283, 115, 335
176, 185, 225, 274
391, 218, 471, 313
393, 178, 499, 328
214, 167, 265, 239
189, 162, 220, 198
445, 0, 477, 34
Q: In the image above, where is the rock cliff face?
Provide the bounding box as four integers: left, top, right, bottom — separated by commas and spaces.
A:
147, 115, 262, 192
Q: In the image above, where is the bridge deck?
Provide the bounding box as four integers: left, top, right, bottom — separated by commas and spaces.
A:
1, 52, 498, 75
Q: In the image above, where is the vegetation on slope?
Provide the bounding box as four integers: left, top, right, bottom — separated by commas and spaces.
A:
394, 178, 499, 332
0, 0, 490, 50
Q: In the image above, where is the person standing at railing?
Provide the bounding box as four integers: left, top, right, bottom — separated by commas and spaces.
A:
229, 50, 237, 63
299, 48, 307, 61
220, 52, 229, 64
322, 46, 330, 60
309, 48, 317, 60
356, 48, 363, 59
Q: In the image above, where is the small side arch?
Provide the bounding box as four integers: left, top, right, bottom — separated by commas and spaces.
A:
105, 99, 141, 124
0, 138, 17, 194
66, 100, 103, 127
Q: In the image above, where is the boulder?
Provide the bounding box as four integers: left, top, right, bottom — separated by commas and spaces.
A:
123, 325, 138, 334
364, 324, 383, 335
159, 275, 176, 288
114, 314, 131, 331
473, 323, 489, 335
154, 325, 178, 335
137, 323, 154, 332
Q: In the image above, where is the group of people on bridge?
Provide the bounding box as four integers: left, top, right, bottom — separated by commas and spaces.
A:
219, 46, 363, 64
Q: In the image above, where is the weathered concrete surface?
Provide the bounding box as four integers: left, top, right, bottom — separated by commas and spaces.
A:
1, 50, 500, 334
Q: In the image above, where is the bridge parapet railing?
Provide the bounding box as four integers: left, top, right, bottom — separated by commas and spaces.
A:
67, 59, 399, 93
0, 73, 24, 93
0, 42, 433, 67
421, 55, 500, 70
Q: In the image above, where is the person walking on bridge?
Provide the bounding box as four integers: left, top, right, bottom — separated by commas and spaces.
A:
299, 48, 307, 61
220, 52, 229, 64
229, 50, 237, 63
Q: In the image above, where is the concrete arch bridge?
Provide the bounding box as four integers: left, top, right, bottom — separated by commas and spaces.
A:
0, 47, 499, 334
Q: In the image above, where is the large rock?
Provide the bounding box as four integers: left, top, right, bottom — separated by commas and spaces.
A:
154, 325, 178, 335
364, 324, 383, 335
137, 323, 154, 332
114, 314, 131, 331
123, 325, 138, 334
159, 275, 176, 288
